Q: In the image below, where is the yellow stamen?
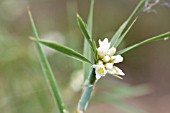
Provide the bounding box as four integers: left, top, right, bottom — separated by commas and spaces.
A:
97, 68, 104, 74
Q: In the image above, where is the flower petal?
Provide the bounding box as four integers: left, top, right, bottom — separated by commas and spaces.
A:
98, 38, 110, 50
107, 47, 116, 56
97, 47, 106, 58
113, 66, 125, 76
111, 55, 123, 63
107, 68, 117, 75
92, 64, 107, 79
105, 63, 113, 70
95, 72, 102, 80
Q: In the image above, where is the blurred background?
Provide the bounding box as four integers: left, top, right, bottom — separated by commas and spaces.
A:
0, 0, 170, 113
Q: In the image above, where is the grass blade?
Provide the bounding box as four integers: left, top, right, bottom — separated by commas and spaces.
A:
114, 18, 137, 47
110, 0, 146, 47
31, 38, 92, 65
77, 14, 96, 59
77, 14, 92, 46
83, 0, 95, 80
28, 9, 68, 113
110, 20, 128, 47
87, 0, 95, 36
116, 32, 170, 55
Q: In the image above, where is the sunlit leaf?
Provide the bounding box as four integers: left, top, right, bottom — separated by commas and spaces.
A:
114, 18, 137, 47
31, 38, 92, 65
110, 0, 146, 47
116, 32, 170, 55
77, 14, 92, 46
28, 9, 67, 113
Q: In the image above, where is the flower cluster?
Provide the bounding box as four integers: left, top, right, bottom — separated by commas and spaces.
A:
93, 38, 125, 80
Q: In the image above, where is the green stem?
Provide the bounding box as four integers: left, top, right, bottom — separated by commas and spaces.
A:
77, 69, 96, 113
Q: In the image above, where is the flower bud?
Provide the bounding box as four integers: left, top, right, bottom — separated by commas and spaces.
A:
97, 47, 105, 58
107, 47, 116, 56
103, 55, 111, 63
97, 60, 103, 65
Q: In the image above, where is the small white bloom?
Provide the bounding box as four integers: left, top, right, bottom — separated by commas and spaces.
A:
92, 64, 107, 80
94, 38, 125, 80
103, 55, 111, 63
111, 55, 123, 63
107, 47, 116, 56
97, 38, 111, 58
98, 38, 110, 50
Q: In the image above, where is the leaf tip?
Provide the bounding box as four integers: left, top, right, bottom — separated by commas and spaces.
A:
76, 13, 80, 18
27, 6, 32, 16
29, 36, 37, 41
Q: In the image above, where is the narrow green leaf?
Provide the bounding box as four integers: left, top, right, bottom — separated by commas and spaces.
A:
116, 32, 170, 55
110, 0, 146, 47
28, 9, 68, 113
31, 38, 92, 65
77, 14, 96, 58
114, 18, 137, 48
77, 14, 92, 46
110, 20, 128, 47
87, 0, 95, 36
83, 0, 95, 80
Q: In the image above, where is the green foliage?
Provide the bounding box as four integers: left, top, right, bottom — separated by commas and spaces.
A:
114, 18, 137, 47
83, 0, 95, 80
27, 0, 169, 113
110, 0, 146, 47
28, 9, 68, 113
31, 38, 92, 65
116, 32, 170, 55
77, 14, 93, 47
77, 14, 97, 61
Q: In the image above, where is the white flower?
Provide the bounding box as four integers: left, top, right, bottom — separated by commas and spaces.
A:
93, 38, 125, 80
98, 38, 110, 50
92, 64, 107, 80
97, 38, 110, 58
